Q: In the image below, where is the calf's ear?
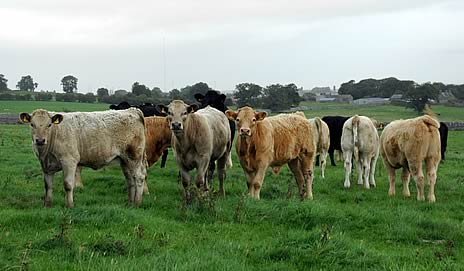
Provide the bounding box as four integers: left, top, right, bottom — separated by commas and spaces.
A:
187, 104, 199, 113
155, 105, 167, 117
194, 93, 205, 102
255, 111, 267, 121
225, 110, 237, 120
19, 113, 31, 123
51, 114, 63, 124
158, 105, 169, 114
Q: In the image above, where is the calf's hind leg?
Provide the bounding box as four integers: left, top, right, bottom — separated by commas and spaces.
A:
300, 152, 315, 200
409, 160, 425, 201
401, 167, 411, 197
383, 161, 396, 197
425, 158, 438, 203
288, 159, 305, 198
343, 150, 353, 188
216, 153, 229, 197
121, 159, 146, 207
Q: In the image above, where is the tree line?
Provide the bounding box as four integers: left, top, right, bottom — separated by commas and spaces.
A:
0, 73, 303, 111
2, 73, 463, 113
0, 74, 78, 93
339, 77, 464, 113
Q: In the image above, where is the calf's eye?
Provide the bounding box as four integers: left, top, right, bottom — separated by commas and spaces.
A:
30, 124, 34, 128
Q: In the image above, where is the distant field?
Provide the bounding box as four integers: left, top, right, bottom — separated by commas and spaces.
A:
299, 102, 464, 122
0, 120, 463, 269
1, 101, 463, 123
0, 100, 109, 115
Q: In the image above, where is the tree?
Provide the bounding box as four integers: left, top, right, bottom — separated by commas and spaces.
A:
114, 89, 128, 97
169, 88, 181, 100
0, 74, 8, 91
338, 78, 415, 99
450, 84, 464, 100
404, 83, 440, 114
151, 87, 163, 99
132, 82, 151, 97
261, 83, 302, 111
61, 75, 78, 93
16, 75, 38, 92
234, 83, 263, 107
97, 87, 109, 97
180, 82, 212, 102
78, 93, 96, 103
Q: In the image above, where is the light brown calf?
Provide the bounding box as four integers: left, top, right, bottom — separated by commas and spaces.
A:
143, 116, 172, 193
226, 107, 316, 199
380, 115, 441, 202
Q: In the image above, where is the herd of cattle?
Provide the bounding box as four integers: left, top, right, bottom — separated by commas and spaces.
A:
18, 91, 449, 207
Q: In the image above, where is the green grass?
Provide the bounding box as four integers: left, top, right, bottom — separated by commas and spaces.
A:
299, 102, 464, 122
2, 100, 464, 123
1, 120, 463, 270
0, 100, 109, 115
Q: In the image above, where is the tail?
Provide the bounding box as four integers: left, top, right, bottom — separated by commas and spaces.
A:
294, 111, 306, 118
352, 115, 360, 161
421, 105, 440, 129
313, 117, 323, 152
226, 150, 233, 169
160, 149, 168, 168
423, 104, 437, 118
421, 115, 440, 130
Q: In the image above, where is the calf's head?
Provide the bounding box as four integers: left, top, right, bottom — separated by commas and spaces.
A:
159, 100, 198, 135
194, 91, 227, 112
225, 106, 267, 137
19, 109, 63, 146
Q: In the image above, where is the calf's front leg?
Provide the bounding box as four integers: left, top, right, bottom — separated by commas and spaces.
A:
62, 161, 78, 208
43, 173, 54, 207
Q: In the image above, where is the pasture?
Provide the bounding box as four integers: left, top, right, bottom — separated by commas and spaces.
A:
0, 102, 463, 270
0, 101, 109, 115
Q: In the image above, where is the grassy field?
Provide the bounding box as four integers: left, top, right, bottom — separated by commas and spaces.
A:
1, 113, 464, 270
0, 100, 109, 115
298, 102, 464, 122
1, 100, 464, 123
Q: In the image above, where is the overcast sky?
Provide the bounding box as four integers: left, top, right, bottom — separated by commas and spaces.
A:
1, 0, 463, 93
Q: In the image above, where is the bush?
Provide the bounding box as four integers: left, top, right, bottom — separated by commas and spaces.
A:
35, 92, 53, 101
0, 93, 14, 100
77, 93, 96, 103
56, 93, 77, 102
16, 93, 32, 101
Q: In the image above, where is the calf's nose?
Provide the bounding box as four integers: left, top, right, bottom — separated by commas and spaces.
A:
171, 122, 182, 130
35, 138, 46, 145
240, 128, 251, 136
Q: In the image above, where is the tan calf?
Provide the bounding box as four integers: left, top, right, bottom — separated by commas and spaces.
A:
226, 107, 316, 199
143, 116, 172, 193
380, 115, 441, 202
